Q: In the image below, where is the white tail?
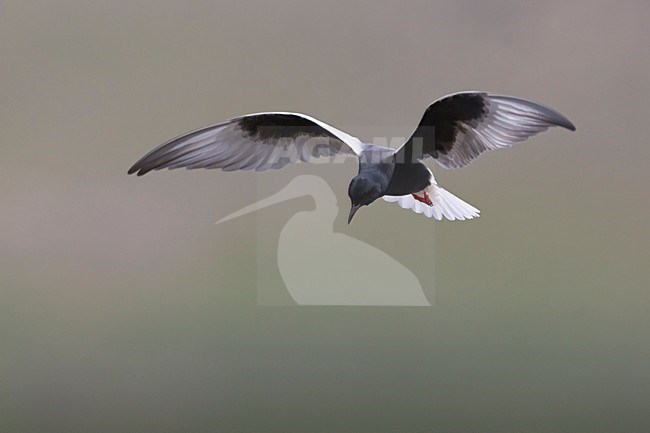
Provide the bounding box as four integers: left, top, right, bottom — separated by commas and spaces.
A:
383, 184, 480, 221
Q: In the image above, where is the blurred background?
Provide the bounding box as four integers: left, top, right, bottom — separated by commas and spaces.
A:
1, 0, 649, 431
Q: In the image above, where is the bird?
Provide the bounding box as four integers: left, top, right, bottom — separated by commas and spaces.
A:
215, 175, 429, 305
128, 91, 575, 223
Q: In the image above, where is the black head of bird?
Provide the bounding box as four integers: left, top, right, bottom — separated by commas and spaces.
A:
347, 172, 387, 223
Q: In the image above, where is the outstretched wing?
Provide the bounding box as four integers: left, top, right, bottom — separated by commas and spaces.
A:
394, 91, 576, 169
128, 112, 364, 176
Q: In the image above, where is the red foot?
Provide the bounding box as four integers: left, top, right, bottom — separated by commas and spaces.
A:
412, 191, 433, 206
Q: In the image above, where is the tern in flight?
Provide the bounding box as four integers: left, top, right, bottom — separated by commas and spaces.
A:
128, 91, 575, 223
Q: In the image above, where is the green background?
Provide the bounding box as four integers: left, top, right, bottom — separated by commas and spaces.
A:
1, 0, 649, 431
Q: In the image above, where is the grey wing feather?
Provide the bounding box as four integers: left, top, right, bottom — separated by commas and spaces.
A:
128, 112, 364, 176
396, 91, 575, 169
434, 93, 575, 169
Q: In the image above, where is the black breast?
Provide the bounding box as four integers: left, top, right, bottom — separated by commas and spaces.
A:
384, 161, 431, 196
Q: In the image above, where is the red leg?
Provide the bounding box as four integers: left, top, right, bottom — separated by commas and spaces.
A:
412, 192, 433, 206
